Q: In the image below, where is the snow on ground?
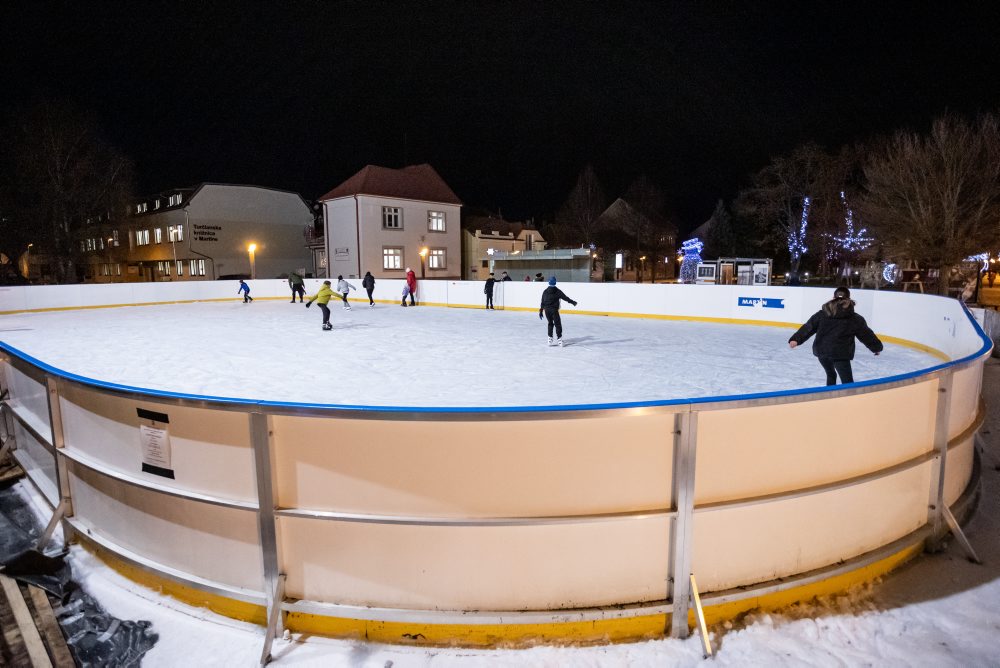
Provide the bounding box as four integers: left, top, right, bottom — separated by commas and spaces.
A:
0, 301, 936, 407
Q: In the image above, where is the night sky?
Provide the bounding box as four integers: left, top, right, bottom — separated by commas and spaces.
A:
4, 2, 1000, 233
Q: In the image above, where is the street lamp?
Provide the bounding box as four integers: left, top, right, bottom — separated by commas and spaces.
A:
639, 255, 647, 283
419, 246, 428, 279
247, 243, 257, 280
25, 243, 33, 282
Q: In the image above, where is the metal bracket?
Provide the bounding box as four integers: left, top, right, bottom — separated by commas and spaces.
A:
259, 573, 286, 667
690, 574, 713, 658
37, 498, 69, 552
942, 504, 981, 563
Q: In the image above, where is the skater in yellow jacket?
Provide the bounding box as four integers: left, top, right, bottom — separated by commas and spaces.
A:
305, 280, 341, 330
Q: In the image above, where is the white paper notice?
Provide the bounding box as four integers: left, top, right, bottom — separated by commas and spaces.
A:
139, 424, 172, 470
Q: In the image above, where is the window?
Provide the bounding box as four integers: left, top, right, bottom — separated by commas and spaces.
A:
428, 248, 446, 269
382, 247, 403, 270
154, 228, 163, 243
135, 229, 150, 246
382, 207, 402, 229
173, 224, 184, 241
189, 259, 205, 276
481, 260, 488, 268
196, 259, 205, 276
154, 199, 160, 210
98, 237, 105, 250
80, 241, 86, 252
190, 259, 197, 275
114, 263, 121, 276
100, 263, 109, 276
428, 211, 446, 232
168, 193, 184, 206
156, 261, 166, 274
112, 230, 119, 245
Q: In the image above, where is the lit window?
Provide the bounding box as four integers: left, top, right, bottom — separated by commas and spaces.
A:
136, 229, 149, 246
428, 211, 445, 232
176, 193, 183, 205
100, 264, 108, 276
382, 207, 402, 229
135, 204, 142, 214
112, 230, 119, 245
190, 259, 197, 274
114, 263, 121, 276
154, 199, 160, 210
382, 247, 403, 270
175, 224, 184, 241
98, 237, 104, 250
154, 228, 163, 243
429, 248, 446, 269
196, 259, 205, 276
156, 261, 165, 273
163, 261, 171, 276
176, 260, 183, 276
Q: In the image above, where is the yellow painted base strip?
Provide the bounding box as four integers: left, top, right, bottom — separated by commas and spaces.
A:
79, 538, 267, 626
79, 534, 923, 647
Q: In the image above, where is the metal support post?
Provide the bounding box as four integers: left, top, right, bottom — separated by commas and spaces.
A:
259, 573, 286, 667
41, 376, 73, 550
690, 574, 713, 658
926, 372, 979, 561
37, 499, 69, 552
250, 412, 285, 663
668, 410, 698, 639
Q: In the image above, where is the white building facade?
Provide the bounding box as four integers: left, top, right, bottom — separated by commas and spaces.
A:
319, 165, 462, 280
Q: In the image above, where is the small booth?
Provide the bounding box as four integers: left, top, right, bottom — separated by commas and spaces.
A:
696, 258, 773, 286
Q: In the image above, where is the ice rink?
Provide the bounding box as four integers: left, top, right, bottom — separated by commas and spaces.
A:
0, 300, 937, 407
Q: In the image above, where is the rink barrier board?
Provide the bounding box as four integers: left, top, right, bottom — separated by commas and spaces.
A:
0, 282, 991, 647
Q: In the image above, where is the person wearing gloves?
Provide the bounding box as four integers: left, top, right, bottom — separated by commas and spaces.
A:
538, 276, 577, 346
305, 280, 339, 331
788, 286, 883, 385
336, 275, 357, 310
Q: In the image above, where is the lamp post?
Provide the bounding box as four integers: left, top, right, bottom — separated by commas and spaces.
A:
248, 243, 257, 280
26, 243, 33, 283
639, 255, 647, 283
419, 246, 428, 279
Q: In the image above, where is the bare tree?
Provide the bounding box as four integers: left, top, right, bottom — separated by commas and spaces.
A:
860, 114, 1000, 295
735, 143, 835, 274
6, 99, 135, 282
554, 164, 608, 247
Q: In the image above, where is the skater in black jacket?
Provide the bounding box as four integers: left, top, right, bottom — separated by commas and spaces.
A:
538, 277, 577, 346
484, 272, 496, 309
788, 286, 883, 385
362, 271, 376, 307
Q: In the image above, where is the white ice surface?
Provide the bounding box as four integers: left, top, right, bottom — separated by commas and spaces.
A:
0, 302, 938, 407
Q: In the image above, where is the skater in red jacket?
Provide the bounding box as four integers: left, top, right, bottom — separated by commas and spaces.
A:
404, 267, 417, 306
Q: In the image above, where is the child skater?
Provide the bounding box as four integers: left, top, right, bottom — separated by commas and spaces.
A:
336, 275, 357, 310
305, 280, 337, 330
238, 279, 253, 303
401, 282, 411, 307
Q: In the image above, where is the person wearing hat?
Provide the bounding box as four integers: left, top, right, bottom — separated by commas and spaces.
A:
484, 272, 497, 309
305, 280, 339, 331
534, 272, 545, 282
538, 276, 578, 346
788, 286, 883, 385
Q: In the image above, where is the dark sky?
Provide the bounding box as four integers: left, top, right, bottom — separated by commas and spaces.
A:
4, 2, 1000, 233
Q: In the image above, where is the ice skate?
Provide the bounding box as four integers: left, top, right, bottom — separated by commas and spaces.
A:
557, 338, 563, 347
322, 323, 332, 331
547, 336, 553, 346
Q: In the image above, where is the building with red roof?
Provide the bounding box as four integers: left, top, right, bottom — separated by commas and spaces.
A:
319, 164, 462, 280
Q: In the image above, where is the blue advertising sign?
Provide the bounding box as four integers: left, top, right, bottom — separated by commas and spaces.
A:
738, 296, 785, 309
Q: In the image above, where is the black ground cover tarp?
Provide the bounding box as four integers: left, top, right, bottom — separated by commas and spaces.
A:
0, 478, 158, 666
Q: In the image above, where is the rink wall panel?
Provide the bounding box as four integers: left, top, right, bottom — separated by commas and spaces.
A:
0, 281, 990, 642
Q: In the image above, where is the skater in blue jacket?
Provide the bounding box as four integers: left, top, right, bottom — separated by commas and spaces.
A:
238, 279, 253, 303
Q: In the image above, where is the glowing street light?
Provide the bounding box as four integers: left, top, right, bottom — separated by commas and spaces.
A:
419, 246, 428, 279
247, 243, 257, 280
